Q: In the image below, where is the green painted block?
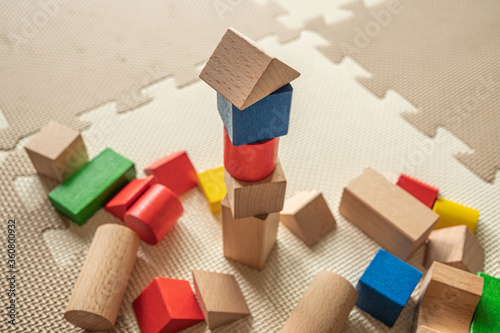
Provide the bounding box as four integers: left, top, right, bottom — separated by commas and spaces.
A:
48, 148, 135, 225
470, 272, 500, 332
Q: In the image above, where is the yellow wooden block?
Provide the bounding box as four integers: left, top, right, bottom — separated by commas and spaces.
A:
198, 166, 226, 214
432, 197, 479, 233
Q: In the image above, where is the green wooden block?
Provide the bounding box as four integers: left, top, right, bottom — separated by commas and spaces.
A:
48, 148, 135, 225
470, 272, 500, 332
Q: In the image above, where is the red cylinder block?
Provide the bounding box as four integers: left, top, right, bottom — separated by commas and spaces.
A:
224, 127, 279, 182
124, 184, 183, 245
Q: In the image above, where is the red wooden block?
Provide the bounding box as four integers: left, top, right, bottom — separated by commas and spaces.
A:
104, 176, 155, 220
124, 184, 183, 245
224, 127, 279, 182
133, 277, 204, 333
145, 151, 198, 196
396, 174, 438, 208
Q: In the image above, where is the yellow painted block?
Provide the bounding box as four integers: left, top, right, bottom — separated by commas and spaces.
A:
432, 197, 479, 234
198, 166, 226, 214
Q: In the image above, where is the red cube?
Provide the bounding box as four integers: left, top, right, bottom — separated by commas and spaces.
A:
396, 174, 438, 208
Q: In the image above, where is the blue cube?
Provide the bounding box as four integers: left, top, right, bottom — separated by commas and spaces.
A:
356, 249, 422, 327
217, 83, 293, 146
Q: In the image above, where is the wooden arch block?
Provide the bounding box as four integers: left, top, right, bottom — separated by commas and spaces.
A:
470, 272, 500, 332
199, 27, 300, 110
432, 197, 480, 233
105, 176, 155, 220
197, 166, 226, 214
396, 174, 438, 208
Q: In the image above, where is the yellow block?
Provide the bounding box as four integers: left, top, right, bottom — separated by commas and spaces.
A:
197, 166, 227, 214
432, 197, 479, 233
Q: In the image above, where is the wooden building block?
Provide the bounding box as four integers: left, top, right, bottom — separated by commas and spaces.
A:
280, 191, 336, 246
48, 148, 135, 225
222, 196, 278, 270
281, 271, 358, 333
339, 168, 439, 260
145, 151, 198, 196
424, 225, 484, 273
104, 175, 155, 220
124, 184, 183, 245
432, 197, 479, 233
192, 270, 250, 330
225, 158, 286, 218
133, 277, 204, 333
25, 121, 88, 182
197, 166, 226, 214
418, 262, 484, 332
356, 249, 422, 327
64, 224, 140, 331
217, 83, 293, 146
224, 128, 279, 181
199, 27, 300, 110
470, 273, 500, 332
416, 327, 440, 333
396, 174, 438, 208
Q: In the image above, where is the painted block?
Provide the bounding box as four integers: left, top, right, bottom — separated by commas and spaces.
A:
25, 121, 88, 182
197, 166, 226, 214
356, 249, 422, 327
104, 175, 155, 220
199, 27, 300, 110
48, 148, 135, 225
133, 277, 205, 333
145, 151, 198, 196
217, 83, 292, 146
470, 273, 500, 332
225, 158, 286, 218
433, 197, 479, 233
339, 168, 439, 260
396, 174, 438, 208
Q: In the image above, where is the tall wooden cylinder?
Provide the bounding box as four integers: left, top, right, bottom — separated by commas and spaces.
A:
64, 224, 140, 331
281, 271, 358, 333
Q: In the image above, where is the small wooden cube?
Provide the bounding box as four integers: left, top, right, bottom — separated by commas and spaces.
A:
424, 225, 484, 273
280, 191, 336, 246
105, 176, 155, 220
433, 197, 479, 233
197, 166, 226, 214
470, 272, 500, 332
25, 121, 88, 182
416, 327, 440, 333
339, 168, 439, 260
225, 158, 286, 218
192, 269, 250, 330
396, 174, 438, 208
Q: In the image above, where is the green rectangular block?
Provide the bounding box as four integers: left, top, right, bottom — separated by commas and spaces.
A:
48, 148, 136, 225
470, 272, 500, 332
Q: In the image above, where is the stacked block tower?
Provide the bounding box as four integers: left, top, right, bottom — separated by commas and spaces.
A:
200, 28, 300, 270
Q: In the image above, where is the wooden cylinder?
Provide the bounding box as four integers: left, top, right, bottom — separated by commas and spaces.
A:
281, 271, 358, 333
64, 224, 140, 331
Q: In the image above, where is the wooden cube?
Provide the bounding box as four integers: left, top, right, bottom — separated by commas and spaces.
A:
470, 272, 500, 332
280, 191, 336, 246
339, 168, 439, 260
197, 166, 226, 214
433, 197, 479, 233
418, 262, 484, 332
396, 174, 438, 208
25, 121, 88, 182
224, 158, 286, 218
424, 225, 484, 273
105, 176, 155, 220
222, 196, 278, 270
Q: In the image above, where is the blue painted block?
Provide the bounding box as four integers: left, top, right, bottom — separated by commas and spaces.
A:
356, 249, 422, 327
217, 83, 292, 146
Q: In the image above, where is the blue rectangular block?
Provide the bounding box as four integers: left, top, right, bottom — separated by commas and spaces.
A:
356, 249, 422, 327
217, 83, 292, 146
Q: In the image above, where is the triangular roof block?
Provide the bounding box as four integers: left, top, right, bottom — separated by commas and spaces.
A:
199, 27, 300, 110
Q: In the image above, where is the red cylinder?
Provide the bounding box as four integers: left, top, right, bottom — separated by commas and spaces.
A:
224, 127, 279, 182
124, 184, 183, 245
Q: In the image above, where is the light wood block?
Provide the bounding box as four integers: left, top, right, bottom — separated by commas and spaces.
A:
199, 27, 300, 110
222, 196, 278, 270
25, 121, 88, 182
197, 166, 226, 214
418, 262, 484, 333
424, 225, 484, 273
281, 271, 358, 333
433, 197, 479, 234
280, 191, 336, 246
64, 224, 140, 331
192, 270, 250, 330
416, 326, 440, 333
225, 158, 286, 218
339, 168, 439, 260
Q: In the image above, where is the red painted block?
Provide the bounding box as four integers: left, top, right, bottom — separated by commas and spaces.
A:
104, 176, 155, 220
124, 184, 183, 245
396, 174, 438, 208
145, 151, 198, 196
224, 127, 279, 182
133, 277, 204, 333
